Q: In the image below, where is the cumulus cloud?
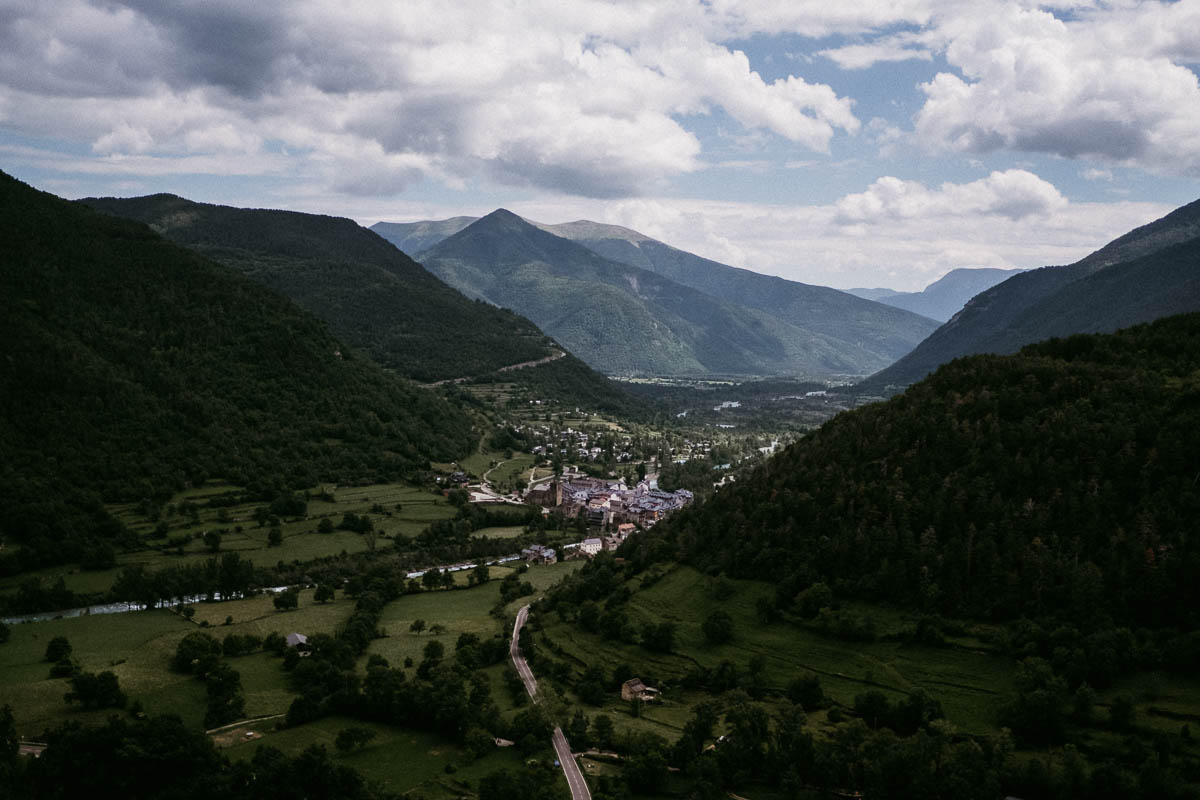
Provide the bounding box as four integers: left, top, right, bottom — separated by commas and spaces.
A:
0, 0, 859, 198
818, 32, 935, 70
914, 2, 1200, 175
835, 169, 1067, 224
363, 173, 1166, 293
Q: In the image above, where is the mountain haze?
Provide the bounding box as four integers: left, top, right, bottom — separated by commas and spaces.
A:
417, 210, 917, 378
371, 217, 477, 255
848, 267, 1027, 322
538, 219, 939, 361
860, 198, 1200, 392
376, 213, 939, 379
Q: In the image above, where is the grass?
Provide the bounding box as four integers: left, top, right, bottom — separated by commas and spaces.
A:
0, 586, 352, 737
221, 714, 533, 798
0, 482, 459, 599
536, 565, 1015, 738
0, 609, 200, 735
473, 526, 526, 539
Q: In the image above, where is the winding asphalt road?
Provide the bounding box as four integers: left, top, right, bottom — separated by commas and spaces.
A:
511, 605, 592, 800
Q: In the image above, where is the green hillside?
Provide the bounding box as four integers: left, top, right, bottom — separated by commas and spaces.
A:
862, 198, 1200, 392
81, 195, 552, 383
419, 210, 917, 379
543, 219, 940, 360
0, 172, 476, 574
640, 313, 1200, 629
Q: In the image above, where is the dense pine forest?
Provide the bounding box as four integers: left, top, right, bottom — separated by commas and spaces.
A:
0, 172, 477, 574
81, 194, 559, 383
643, 314, 1200, 631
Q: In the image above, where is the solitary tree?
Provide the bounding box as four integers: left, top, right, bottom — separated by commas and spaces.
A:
314, 584, 335, 604
44, 636, 72, 663
203, 530, 221, 553
335, 727, 377, 753
273, 590, 299, 612
409, 619, 427, 635
701, 610, 734, 645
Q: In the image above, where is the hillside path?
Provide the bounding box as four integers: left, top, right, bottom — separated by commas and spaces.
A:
511, 604, 591, 800
426, 349, 565, 386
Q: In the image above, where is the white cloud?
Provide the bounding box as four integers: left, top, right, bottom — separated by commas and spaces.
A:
703, 0, 942, 39
914, 2, 1200, 175
835, 169, 1067, 224
361, 175, 1168, 293
0, 0, 860, 198
1081, 167, 1113, 181
818, 32, 934, 70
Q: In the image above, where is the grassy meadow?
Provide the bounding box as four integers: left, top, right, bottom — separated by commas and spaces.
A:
0, 481, 459, 600
536, 566, 1002, 738
0, 586, 354, 737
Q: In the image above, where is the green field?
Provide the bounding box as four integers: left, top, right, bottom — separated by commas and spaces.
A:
485, 454, 536, 491
0, 586, 356, 737
535, 565, 1017, 739
473, 525, 526, 539
530, 562, 1200, 784
222, 715, 540, 799
0, 482, 458, 599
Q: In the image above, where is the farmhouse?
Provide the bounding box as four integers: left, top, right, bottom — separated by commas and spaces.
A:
620, 677, 660, 702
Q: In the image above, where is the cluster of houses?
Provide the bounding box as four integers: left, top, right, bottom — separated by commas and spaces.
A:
529, 425, 636, 463
525, 476, 693, 529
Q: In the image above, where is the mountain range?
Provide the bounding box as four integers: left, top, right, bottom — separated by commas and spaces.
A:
373, 213, 939, 379
847, 267, 1027, 322
0, 171, 477, 572
81, 195, 551, 384
860, 198, 1200, 392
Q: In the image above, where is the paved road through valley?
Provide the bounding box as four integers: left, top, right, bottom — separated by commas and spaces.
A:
511, 604, 591, 800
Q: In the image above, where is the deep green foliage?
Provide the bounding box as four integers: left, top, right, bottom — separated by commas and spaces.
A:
334, 727, 376, 753
0, 172, 475, 576
469, 351, 647, 417
63, 670, 126, 710
83, 193, 554, 382
172, 632, 222, 676
203, 663, 245, 728
43, 636, 72, 663
654, 314, 1200, 628
864, 197, 1200, 391
701, 610, 734, 644
15, 714, 382, 800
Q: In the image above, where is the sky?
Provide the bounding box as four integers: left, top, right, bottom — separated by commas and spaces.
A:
2, 1, 1198, 291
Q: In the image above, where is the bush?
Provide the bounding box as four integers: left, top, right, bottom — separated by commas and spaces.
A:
44, 636, 72, 663
701, 610, 734, 645
64, 670, 127, 710
172, 632, 221, 675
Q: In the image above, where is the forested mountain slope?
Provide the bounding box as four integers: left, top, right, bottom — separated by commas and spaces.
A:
377, 213, 940, 376
641, 314, 1200, 629
0, 172, 475, 573
861, 198, 1200, 392
82, 195, 551, 383
540, 218, 940, 359
419, 210, 920, 378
